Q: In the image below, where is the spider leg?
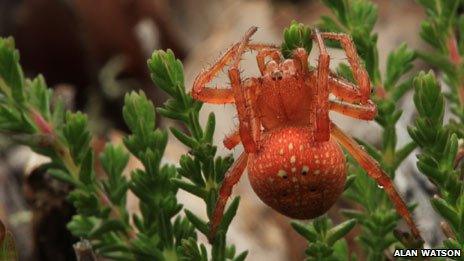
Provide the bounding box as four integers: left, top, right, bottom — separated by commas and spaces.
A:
191, 42, 239, 104
319, 31, 377, 120
209, 152, 248, 242
330, 122, 423, 240
292, 48, 309, 76
224, 129, 241, 150
227, 27, 261, 153
329, 99, 377, 120
223, 78, 261, 150
329, 76, 369, 104
320, 32, 371, 102
191, 27, 257, 104
313, 29, 331, 142
191, 34, 276, 104
256, 48, 282, 75
211, 37, 263, 241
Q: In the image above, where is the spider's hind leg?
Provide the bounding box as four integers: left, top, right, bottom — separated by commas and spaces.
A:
209, 153, 248, 242
330, 122, 423, 240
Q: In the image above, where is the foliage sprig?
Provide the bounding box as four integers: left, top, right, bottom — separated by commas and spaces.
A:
408, 71, 464, 259
291, 217, 356, 261
314, 0, 420, 259
0, 37, 197, 260
149, 49, 247, 261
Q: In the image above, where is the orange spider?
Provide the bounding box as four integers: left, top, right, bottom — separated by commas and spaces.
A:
191, 26, 422, 241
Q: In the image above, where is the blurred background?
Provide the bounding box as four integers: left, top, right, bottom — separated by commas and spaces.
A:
0, 0, 442, 260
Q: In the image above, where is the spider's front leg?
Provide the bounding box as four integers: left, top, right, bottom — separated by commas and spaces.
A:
313, 29, 331, 142
209, 28, 263, 242
256, 48, 282, 75
313, 31, 377, 120
209, 79, 261, 242
321, 32, 371, 102
329, 98, 377, 120
191, 27, 258, 104
191, 28, 277, 104
330, 123, 423, 240
209, 152, 248, 242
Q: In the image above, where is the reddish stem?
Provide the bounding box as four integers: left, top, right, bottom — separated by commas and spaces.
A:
447, 35, 461, 65
446, 35, 464, 108
375, 84, 387, 100
454, 148, 464, 168
30, 110, 53, 134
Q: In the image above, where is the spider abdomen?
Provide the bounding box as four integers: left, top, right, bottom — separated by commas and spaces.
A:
247, 127, 346, 219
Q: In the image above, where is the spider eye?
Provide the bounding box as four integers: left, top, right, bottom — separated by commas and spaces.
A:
271, 71, 283, 80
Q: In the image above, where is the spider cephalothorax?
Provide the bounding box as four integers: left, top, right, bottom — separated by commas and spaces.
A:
191, 26, 422, 241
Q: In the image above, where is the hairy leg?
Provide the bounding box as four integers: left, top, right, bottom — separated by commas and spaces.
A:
329, 99, 377, 120
320, 32, 371, 102
314, 29, 331, 142
223, 78, 260, 150
293, 47, 309, 76
191, 41, 239, 104
330, 123, 422, 240
228, 27, 259, 153
191, 38, 276, 104
243, 78, 262, 145
209, 152, 248, 242
329, 76, 370, 104
256, 48, 282, 75
224, 129, 241, 150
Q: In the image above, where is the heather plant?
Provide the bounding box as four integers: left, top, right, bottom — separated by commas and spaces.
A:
0, 35, 246, 260
315, 0, 421, 259
409, 0, 464, 258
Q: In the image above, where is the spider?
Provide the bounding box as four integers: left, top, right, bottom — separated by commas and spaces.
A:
191, 26, 422, 241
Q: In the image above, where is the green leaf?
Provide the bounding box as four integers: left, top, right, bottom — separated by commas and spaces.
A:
0, 37, 25, 104
180, 238, 208, 261
67, 215, 98, 238
51, 97, 66, 129
393, 142, 417, 169
89, 219, 127, 238
100, 144, 129, 180
281, 20, 313, 59
233, 250, 248, 261
219, 197, 240, 233
326, 219, 356, 245
203, 112, 215, 143
430, 196, 460, 232
172, 179, 207, 198
416, 51, 455, 74
148, 49, 185, 99
170, 127, 198, 148
48, 168, 79, 186
79, 150, 94, 185
185, 210, 209, 236
122, 91, 155, 137
385, 43, 415, 90
27, 75, 52, 120
290, 221, 318, 242
321, 0, 348, 25
63, 111, 91, 164
0, 106, 28, 132
412, 71, 445, 125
